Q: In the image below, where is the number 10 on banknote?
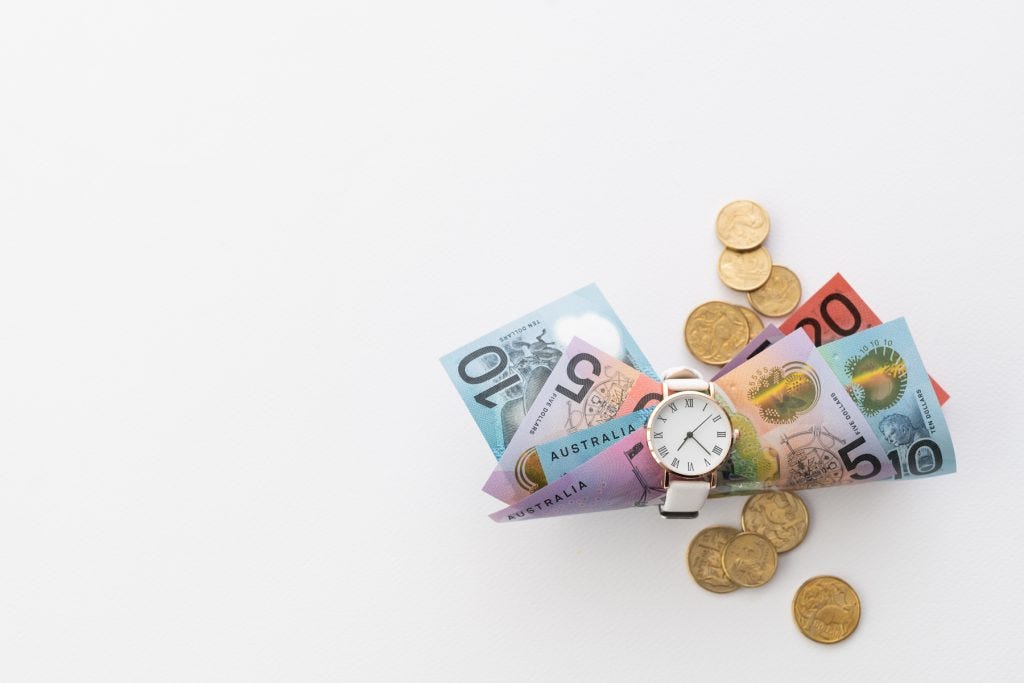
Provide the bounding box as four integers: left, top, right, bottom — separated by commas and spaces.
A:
440, 284, 656, 461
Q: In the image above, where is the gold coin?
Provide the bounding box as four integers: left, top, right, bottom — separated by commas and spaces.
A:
686, 526, 740, 593
747, 265, 802, 317
793, 576, 861, 644
684, 302, 750, 366
721, 531, 778, 588
741, 491, 809, 553
513, 447, 547, 493
735, 306, 764, 341
718, 247, 773, 291
715, 200, 771, 250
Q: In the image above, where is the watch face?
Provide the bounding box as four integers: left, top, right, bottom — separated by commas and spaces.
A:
646, 392, 733, 476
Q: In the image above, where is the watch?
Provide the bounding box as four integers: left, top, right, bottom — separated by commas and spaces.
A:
645, 366, 738, 519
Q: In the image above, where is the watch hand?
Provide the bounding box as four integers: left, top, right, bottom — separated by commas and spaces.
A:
689, 414, 713, 436
675, 415, 715, 453
676, 432, 692, 451
690, 435, 714, 458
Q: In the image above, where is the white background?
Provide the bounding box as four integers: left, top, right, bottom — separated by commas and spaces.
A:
1, 2, 1022, 681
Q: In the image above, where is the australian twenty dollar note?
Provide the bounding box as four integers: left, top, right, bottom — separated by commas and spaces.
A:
440, 284, 655, 460
781, 273, 949, 404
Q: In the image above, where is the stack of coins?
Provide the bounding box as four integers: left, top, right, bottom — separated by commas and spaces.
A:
684, 201, 803, 366
686, 491, 861, 643
687, 491, 807, 593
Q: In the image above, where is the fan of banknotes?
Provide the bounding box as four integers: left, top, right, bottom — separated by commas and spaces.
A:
441, 275, 955, 523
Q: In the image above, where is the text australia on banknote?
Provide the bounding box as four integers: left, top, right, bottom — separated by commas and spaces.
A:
483, 337, 661, 504
491, 430, 667, 523
516, 408, 654, 496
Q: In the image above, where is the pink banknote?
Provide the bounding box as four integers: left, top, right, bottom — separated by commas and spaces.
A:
490, 430, 665, 523
711, 329, 897, 495
483, 337, 661, 504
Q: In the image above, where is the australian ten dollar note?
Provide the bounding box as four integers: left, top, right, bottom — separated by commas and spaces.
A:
440, 284, 655, 460
819, 318, 955, 479
710, 329, 896, 496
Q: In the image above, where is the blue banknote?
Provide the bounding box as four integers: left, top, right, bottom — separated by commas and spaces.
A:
440, 284, 656, 460
496, 408, 655, 499
534, 408, 654, 483
818, 318, 955, 479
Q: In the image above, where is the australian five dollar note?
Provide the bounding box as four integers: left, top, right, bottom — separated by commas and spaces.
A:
710, 329, 897, 496
485, 408, 654, 505
439, 284, 656, 461
490, 430, 666, 523
482, 337, 661, 504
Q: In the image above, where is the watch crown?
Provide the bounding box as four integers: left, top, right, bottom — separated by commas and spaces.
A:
734, 428, 741, 441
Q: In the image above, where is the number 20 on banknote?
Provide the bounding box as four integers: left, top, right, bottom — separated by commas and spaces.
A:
781, 273, 949, 405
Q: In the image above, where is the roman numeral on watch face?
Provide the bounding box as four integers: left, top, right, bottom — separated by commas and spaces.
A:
648, 389, 733, 477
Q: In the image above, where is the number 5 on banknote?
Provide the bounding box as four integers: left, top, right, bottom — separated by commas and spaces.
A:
440, 284, 656, 461
818, 318, 955, 479
483, 337, 662, 504
837, 436, 883, 480
712, 330, 898, 495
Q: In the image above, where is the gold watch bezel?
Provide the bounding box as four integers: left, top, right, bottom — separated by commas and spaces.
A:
645, 389, 735, 478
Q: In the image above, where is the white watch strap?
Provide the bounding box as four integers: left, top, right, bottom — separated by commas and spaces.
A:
658, 367, 714, 518
661, 366, 711, 396
660, 479, 712, 518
